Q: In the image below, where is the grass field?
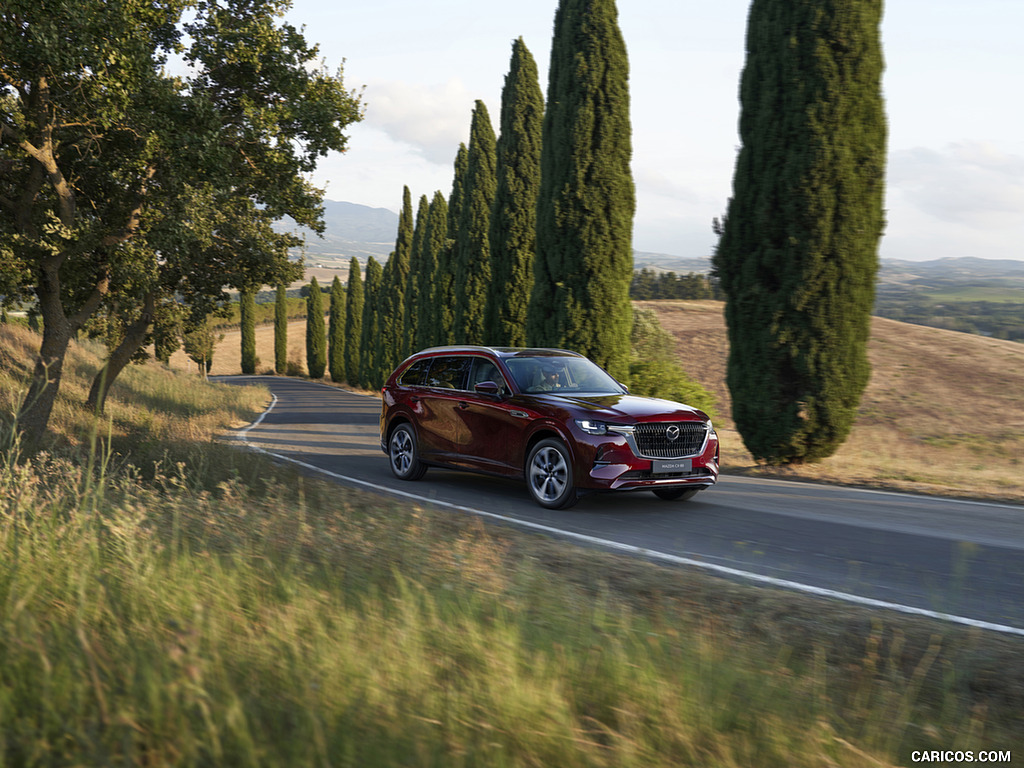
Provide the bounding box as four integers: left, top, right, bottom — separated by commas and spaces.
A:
3, 321, 1023, 765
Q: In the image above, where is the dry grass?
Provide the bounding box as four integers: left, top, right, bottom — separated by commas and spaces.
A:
641, 301, 1024, 502
3, 322, 1023, 764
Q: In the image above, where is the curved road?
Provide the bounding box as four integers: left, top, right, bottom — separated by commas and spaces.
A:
219, 376, 1024, 634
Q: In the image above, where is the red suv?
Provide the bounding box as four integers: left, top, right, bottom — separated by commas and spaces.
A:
380, 346, 719, 509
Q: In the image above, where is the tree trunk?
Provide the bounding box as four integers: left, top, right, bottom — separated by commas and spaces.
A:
17, 257, 107, 450
17, 315, 73, 452
87, 291, 156, 414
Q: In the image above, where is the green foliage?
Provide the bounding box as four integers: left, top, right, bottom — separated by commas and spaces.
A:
153, 298, 184, 365
344, 258, 363, 384
417, 192, 449, 350
183, 316, 220, 376
529, 0, 635, 380
454, 102, 498, 345
240, 288, 257, 374
630, 269, 719, 301
0, 0, 361, 446
358, 257, 383, 388
274, 284, 288, 374
381, 187, 413, 374
714, 0, 887, 464
403, 194, 430, 356
329, 275, 346, 382
305, 277, 326, 379
486, 38, 543, 347
629, 308, 716, 417
436, 147, 466, 347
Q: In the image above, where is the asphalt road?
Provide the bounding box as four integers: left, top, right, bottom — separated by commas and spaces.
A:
219, 375, 1024, 634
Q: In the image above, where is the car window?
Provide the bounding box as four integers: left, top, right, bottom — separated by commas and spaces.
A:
424, 356, 471, 390
398, 358, 431, 386
469, 357, 508, 395
505, 356, 624, 395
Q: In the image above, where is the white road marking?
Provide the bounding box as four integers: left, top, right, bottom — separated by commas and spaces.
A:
235, 390, 1024, 638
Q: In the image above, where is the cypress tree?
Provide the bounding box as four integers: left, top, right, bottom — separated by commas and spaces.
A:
306, 276, 326, 379
382, 187, 413, 372
528, 0, 635, 380
714, 0, 887, 464
448, 143, 468, 238
453, 101, 497, 345
437, 146, 466, 346
329, 275, 346, 382
417, 191, 449, 349
343, 258, 363, 384
358, 256, 383, 389
486, 38, 543, 347
404, 193, 430, 356
240, 288, 257, 374
274, 284, 288, 374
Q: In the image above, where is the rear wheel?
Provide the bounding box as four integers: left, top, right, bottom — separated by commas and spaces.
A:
389, 423, 427, 481
652, 487, 699, 502
526, 438, 578, 509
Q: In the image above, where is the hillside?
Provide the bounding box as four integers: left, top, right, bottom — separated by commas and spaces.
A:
641, 301, 1024, 501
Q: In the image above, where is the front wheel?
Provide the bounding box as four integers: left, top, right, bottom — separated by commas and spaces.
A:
652, 487, 699, 502
526, 438, 578, 509
389, 423, 427, 481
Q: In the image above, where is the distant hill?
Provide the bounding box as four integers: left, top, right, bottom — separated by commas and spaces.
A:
291, 201, 1024, 287
284, 201, 398, 265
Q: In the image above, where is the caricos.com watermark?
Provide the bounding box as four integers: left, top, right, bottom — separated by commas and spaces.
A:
910, 751, 1012, 764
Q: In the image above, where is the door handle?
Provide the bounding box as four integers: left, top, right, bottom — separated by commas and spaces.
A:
457, 401, 470, 410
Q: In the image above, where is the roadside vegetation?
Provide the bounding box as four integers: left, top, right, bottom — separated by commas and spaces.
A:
3, 323, 1023, 766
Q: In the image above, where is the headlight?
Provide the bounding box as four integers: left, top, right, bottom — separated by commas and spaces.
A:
575, 419, 609, 435
706, 420, 715, 434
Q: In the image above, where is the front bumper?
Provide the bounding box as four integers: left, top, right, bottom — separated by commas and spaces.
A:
575, 427, 720, 492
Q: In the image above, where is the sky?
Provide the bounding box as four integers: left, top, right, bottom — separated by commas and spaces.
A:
283, 0, 1024, 263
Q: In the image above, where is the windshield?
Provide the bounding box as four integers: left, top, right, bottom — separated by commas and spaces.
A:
504, 356, 625, 396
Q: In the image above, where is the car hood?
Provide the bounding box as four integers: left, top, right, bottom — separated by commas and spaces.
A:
527, 393, 707, 422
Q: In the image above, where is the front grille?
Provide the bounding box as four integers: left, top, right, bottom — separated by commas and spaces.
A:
633, 422, 707, 458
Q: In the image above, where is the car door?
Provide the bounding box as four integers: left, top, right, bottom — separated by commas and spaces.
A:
452, 356, 522, 475
414, 356, 472, 463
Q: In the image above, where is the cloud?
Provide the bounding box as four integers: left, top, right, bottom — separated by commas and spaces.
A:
889, 142, 1024, 229
360, 79, 476, 165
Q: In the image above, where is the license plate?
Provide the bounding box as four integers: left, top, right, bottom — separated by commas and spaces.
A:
652, 458, 692, 474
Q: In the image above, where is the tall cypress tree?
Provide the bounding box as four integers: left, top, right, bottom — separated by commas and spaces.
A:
382, 186, 413, 372
306, 277, 326, 379
417, 191, 449, 349
714, 0, 886, 464
437, 146, 467, 346
486, 38, 543, 347
453, 101, 497, 345
240, 288, 257, 374
528, 0, 635, 380
358, 256, 383, 388
274, 284, 288, 374
404, 193, 430, 356
343, 258, 363, 384
328, 275, 346, 382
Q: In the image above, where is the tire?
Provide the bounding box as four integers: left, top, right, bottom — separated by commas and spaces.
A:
388, 423, 427, 481
652, 487, 699, 502
526, 438, 578, 509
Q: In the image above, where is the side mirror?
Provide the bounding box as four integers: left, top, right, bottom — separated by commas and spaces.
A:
474, 380, 502, 397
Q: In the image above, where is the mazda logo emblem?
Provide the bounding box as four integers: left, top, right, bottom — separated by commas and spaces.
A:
666, 425, 680, 442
